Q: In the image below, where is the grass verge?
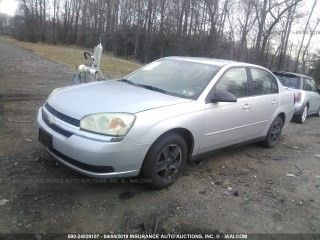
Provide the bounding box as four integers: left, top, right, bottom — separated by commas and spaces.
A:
1, 37, 142, 78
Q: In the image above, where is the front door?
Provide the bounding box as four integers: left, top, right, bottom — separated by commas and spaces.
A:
200, 67, 252, 153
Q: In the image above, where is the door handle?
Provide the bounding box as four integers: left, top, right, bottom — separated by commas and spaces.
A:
272, 100, 278, 105
243, 104, 251, 110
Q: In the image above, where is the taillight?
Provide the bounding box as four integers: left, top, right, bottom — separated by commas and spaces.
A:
294, 92, 301, 103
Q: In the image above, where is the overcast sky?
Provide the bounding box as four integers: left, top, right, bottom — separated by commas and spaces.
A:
291, 0, 320, 53
0, 0, 18, 16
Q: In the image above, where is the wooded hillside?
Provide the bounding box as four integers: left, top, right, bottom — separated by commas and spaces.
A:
3, 0, 320, 76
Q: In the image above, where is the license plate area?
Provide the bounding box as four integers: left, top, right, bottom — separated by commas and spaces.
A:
39, 128, 53, 150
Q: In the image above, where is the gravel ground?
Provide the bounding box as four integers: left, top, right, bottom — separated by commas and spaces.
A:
1, 38, 320, 236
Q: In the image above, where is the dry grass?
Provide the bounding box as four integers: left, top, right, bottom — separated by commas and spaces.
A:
2, 37, 142, 78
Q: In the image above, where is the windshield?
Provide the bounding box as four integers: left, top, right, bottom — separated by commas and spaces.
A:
274, 74, 301, 89
124, 59, 221, 99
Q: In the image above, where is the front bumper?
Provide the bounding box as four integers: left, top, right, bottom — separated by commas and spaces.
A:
37, 107, 151, 178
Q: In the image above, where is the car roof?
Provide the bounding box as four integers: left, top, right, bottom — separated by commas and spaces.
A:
164, 56, 263, 68
273, 71, 314, 80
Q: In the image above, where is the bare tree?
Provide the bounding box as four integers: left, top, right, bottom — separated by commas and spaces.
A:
10, 0, 313, 72
301, 18, 320, 73
294, 0, 317, 72
277, 0, 298, 70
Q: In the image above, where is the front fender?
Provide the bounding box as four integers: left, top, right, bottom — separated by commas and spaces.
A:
127, 102, 204, 156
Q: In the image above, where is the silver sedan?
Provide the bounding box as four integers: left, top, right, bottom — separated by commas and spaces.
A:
38, 57, 294, 188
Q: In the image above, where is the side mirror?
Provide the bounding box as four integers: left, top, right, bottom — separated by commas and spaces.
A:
211, 90, 237, 103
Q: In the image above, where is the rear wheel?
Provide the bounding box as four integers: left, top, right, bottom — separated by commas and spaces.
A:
141, 133, 187, 189
262, 116, 284, 148
295, 105, 308, 124
316, 107, 320, 117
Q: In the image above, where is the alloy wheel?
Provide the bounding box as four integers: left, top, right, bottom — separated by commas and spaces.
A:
302, 106, 308, 122
270, 118, 282, 145
155, 144, 182, 180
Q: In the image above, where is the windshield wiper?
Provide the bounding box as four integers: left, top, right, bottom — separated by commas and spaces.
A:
138, 84, 169, 94
121, 79, 171, 95
120, 79, 140, 87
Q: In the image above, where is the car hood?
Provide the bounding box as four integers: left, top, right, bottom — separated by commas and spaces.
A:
47, 80, 191, 120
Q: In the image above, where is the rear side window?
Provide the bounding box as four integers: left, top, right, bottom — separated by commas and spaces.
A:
215, 68, 249, 98
270, 75, 279, 93
311, 80, 318, 91
250, 68, 278, 95
303, 78, 312, 91
303, 79, 317, 91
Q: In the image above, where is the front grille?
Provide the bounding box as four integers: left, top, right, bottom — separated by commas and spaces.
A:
42, 110, 73, 137
45, 103, 80, 127
52, 148, 115, 173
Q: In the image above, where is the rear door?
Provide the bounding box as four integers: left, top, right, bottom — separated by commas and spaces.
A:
245, 67, 280, 139
303, 78, 319, 113
310, 79, 320, 112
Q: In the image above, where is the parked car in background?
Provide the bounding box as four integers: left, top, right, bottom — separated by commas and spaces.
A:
38, 57, 294, 189
274, 72, 320, 123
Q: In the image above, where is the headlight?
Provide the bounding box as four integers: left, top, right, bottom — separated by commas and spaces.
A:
80, 113, 135, 136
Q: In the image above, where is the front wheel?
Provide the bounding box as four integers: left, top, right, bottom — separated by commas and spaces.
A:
141, 133, 187, 189
262, 116, 284, 148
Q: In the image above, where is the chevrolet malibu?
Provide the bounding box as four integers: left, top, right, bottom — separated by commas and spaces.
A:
38, 57, 294, 189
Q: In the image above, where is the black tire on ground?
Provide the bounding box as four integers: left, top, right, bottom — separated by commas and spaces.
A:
261, 116, 284, 148
295, 105, 308, 124
141, 133, 188, 189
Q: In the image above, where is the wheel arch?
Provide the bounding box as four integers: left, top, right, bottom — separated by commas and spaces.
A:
304, 102, 309, 111
144, 128, 195, 163
278, 112, 286, 123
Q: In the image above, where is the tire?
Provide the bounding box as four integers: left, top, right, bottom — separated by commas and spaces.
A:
316, 107, 320, 117
295, 105, 308, 124
262, 116, 284, 148
141, 133, 187, 189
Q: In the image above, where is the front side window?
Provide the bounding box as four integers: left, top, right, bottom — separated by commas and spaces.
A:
125, 59, 221, 99
215, 68, 249, 98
